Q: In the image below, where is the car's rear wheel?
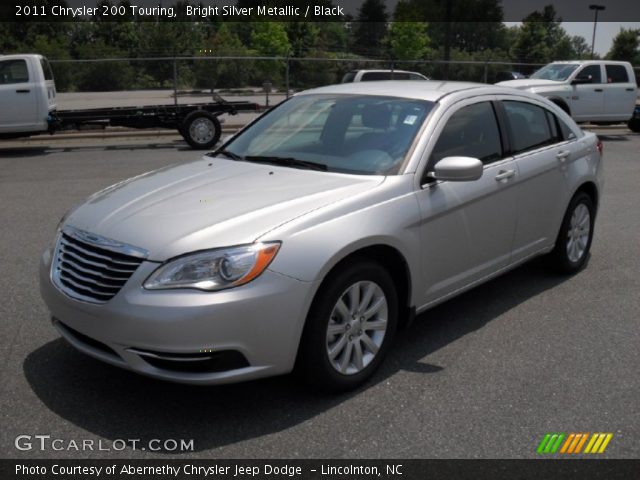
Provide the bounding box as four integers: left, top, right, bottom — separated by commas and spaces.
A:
550, 192, 595, 273
297, 260, 398, 392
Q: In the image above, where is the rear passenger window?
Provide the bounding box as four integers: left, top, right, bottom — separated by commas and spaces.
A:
361, 72, 392, 81
558, 117, 576, 141
40, 58, 54, 81
503, 101, 557, 153
431, 102, 503, 166
0, 59, 29, 84
605, 65, 629, 83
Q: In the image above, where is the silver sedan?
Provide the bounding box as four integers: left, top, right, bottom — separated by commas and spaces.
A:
40, 81, 603, 391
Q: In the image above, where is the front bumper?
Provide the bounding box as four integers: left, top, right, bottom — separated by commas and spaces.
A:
39, 246, 317, 385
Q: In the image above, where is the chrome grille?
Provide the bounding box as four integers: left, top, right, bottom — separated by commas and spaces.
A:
52, 226, 147, 304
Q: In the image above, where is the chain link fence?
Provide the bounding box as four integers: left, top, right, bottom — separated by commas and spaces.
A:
48, 55, 549, 91
48, 56, 640, 109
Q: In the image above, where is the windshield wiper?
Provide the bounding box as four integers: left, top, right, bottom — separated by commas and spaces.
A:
244, 155, 328, 171
209, 149, 244, 160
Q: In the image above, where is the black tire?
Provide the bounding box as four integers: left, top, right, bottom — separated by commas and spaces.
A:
628, 118, 640, 133
296, 259, 398, 392
549, 192, 595, 274
181, 111, 221, 149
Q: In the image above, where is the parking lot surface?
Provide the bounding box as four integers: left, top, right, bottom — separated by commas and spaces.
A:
1, 129, 638, 459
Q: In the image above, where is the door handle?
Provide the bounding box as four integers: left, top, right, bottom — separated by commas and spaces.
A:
594, 88, 603, 92
556, 150, 570, 162
15, 89, 30, 93
495, 169, 515, 181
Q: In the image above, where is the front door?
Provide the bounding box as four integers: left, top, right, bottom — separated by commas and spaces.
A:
571, 64, 604, 121
0, 58, 38, 131
415, 99, 519, 306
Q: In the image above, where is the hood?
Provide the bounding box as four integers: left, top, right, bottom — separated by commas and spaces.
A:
65, 157, 384, 260
497, 79, 566, 90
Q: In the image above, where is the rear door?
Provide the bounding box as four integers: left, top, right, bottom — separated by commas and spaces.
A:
603, 63, 637, 121
0, 58, 39, 131
498, 99, 572, 261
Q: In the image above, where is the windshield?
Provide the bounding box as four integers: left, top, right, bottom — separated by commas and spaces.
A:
530, 64, 579, 81
220, 94, 433, 175
341, 72, 356, 83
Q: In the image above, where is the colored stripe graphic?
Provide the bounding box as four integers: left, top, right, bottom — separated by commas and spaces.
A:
537, 433, 565, 454
538, 433, 613, 454
584, 433, 613, 454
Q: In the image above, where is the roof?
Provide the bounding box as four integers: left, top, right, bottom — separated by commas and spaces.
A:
300, 80, 496, 102
348, 69, 422, 74
549, 60, 632, 66
0, 53, 43, 60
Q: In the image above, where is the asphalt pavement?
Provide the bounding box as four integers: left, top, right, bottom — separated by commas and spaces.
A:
0, 129, 638, 459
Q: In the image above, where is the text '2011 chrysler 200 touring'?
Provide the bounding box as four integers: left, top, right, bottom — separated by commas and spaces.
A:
40, 81, 603, 391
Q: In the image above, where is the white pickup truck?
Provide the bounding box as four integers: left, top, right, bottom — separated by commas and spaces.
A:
0, 54, 57, 137
498, 60, 639, 131
0, 54, 259, 148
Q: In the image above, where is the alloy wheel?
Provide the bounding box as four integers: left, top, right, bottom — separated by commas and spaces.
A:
325, 281, 388, 375
566, 203, 591, 263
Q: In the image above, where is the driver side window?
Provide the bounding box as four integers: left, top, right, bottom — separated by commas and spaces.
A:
576, 65, 602, 84
429, 101, 503, 169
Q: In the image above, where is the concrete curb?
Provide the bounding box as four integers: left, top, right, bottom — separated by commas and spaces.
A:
12, 125, 245, 142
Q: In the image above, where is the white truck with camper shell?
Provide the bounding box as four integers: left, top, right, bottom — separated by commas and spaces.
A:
498, 60, 639, 132
0, 53, 259, 148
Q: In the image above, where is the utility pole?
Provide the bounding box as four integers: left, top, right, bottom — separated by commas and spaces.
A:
589, 4, 605, 59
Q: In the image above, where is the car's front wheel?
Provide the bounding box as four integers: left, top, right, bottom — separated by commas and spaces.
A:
550, 192, 595, 273
297, 260, 398, 392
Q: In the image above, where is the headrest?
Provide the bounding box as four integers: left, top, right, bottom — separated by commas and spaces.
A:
361, 104, 391, 129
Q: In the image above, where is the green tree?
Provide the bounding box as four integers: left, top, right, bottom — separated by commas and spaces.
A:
352, 0, 389, 56
133, 21, 202, 87
607, 28, 640, 63
30, 34, 75, 91
511, 5, 576, 64
393, 0, 507, 54
385, 22, 430, 61
250, 21, 291, 56
74, 40, 134, 91
194, 23, 253, 89
250, 22, 291, 83
570, 35, 591, 59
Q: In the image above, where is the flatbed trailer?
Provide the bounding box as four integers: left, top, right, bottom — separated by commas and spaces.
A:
48, 96, 260, 149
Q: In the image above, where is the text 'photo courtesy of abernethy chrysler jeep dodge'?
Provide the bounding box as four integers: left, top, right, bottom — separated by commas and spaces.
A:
40, 81, 603, 391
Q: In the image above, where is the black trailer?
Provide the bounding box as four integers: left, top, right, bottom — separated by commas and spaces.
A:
47, 95, 259, 149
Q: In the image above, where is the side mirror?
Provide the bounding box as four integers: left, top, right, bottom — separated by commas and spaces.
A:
428, 156, 483, 182
571, 75, 591, 85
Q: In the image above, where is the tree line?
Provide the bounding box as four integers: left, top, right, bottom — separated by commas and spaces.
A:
1, 0, 638, 92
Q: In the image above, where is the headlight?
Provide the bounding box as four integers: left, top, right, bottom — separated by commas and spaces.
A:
143, 242, 281, 291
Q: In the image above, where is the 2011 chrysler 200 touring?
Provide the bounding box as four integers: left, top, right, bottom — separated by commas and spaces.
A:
40, 81, 603, 391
